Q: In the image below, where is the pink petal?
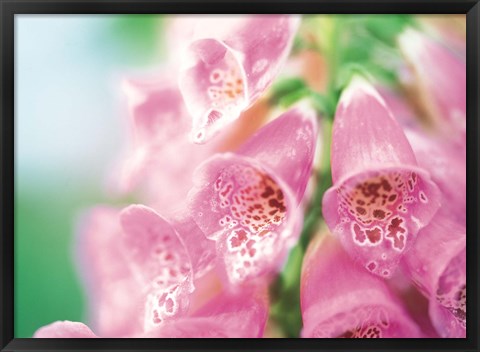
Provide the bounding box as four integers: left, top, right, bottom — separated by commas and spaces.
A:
118, 75, 272, 213
34, 321, 98, 338
378, 88, 466, 224
76, 207, 144, 337
398, 29, 466, 143
192, 289, 269, 337
146, 289, 269, 337
186, 108, 316, 284
144, 318, 233, 337
77, 205, 197, 337
404, 127, 466, 224
330, 77, 417, 183
119, 205, 194, 332
323, 78, 441, 278
429, 301, 466, 339
401, 214, 466, 337
388, 278, 440, 338
186, 269, 224, 314
188, 153, 302, 285
179, 15, 300, 143
119, 77, 218, 213
237, 105, 318, 203
170, 213, 217, 280
301, 234, 422, 338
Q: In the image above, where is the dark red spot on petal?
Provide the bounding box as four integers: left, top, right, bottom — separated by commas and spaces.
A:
367, 262, 377, 271
366, 227, 382, 243
261, 186, 274, 198
386, 217, 406, 250
277, 190, 284, 201
356, 207, 367, 215
373, 209, 386, 220
269, 198, 286, 212
388, 194, 397, 202
381, 179, 392, 192
353, 223, 366, 243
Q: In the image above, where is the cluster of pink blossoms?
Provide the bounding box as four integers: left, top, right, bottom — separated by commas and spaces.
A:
34, 16, 465, 338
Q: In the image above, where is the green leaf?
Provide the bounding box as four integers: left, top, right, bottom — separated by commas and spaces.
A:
363, 15, 415, 46
335, 63, 375, 91
277, 87, 311, 108
270, 77, 307, 104
309, 91, 336, 118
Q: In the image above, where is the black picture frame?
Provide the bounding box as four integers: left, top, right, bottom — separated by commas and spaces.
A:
1, 1, 478, 351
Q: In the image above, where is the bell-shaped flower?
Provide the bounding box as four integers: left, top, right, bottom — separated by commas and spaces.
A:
178, 15, 301, 143
398, 28, 466, 144
301, 233, 422, 338
401, 214, 466, 337
76, 205, 194, 337
322, 77, 441, 278
187, 106, 318, 285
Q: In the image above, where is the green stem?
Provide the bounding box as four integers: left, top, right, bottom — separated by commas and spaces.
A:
267, 16, 341, 338
326, 16, 341, 95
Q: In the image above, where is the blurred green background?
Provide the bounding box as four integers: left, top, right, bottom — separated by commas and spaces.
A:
15, 15, 165, 337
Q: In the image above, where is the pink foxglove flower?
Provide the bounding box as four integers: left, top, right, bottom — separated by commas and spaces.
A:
178, 15, 301, 143
301, 233, 422, 338
398, 29, 466, 144
77, 205, 194, 337
402, 214, 466, 337
187, 106, 318, 285
322, 77, 441, 278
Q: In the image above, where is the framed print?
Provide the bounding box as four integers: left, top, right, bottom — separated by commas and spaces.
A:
1, 1, 479, 352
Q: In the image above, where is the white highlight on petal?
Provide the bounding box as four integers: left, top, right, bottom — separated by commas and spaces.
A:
339, 76, 389, 111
